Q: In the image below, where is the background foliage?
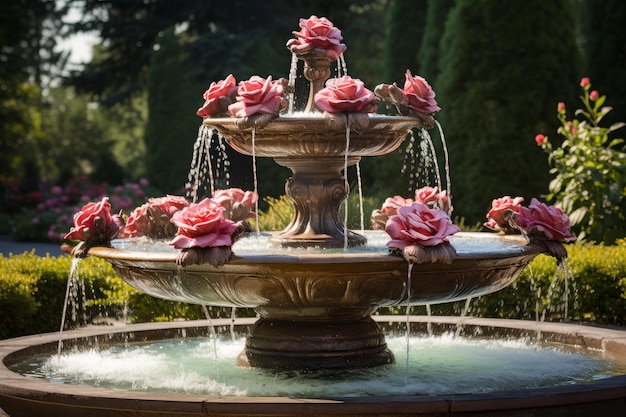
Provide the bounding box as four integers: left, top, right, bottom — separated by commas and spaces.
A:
1, 0, 625, 244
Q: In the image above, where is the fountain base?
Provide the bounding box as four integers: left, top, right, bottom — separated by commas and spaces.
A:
2, 317, 626, 417
238, 316, 394, 369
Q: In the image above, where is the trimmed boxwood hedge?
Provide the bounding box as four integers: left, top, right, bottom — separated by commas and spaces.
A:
1, 241, 625, 339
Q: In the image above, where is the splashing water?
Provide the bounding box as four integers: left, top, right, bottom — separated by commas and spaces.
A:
356, 161, 365, 232
251, 128, 260, 235
343, 124, 351, 248
287, 53, 298, 113
539, 259, 578, 323
404, 263, 414, 383
186, 126, 232, 203
57, 258, 82, 358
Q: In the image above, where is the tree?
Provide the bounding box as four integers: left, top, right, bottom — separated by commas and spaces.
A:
435, 0, 582, 224
580, 0, 626, 130
418, 0, 456, 84
0, 0, 68, 181
384, 0, 428, 82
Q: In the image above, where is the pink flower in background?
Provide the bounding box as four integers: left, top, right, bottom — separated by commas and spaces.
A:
535, 134, 547, 146
580, 77, 590, 88
120, 195, 189, 239
197, 74, 238, 118
212, 188, 258, 222
484, 196, 524, 232
65, 197, 122, 242
288, 15, 347, 60
169, 198, 239, 249
414, 186, 452, 214
403, 70, 440, 114
228, 76, 285, 117
386, 203, 460, 250
314, 76, 377, 113
380, 195, 414, 216
510, 198, 576, 242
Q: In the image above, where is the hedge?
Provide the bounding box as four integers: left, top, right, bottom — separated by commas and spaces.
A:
1, 241, 625, 339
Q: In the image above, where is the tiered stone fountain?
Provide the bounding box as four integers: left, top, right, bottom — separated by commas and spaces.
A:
1, 15, 625, 417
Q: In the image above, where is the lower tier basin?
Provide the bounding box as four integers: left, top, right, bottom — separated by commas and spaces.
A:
1, 316, 626, 417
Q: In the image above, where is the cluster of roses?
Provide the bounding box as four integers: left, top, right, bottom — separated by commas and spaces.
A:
65, 188, 257, 266
371, 186, 459, 264
484, 196, 575, 243
196, 15, 440, 120
370, 188, 576, 264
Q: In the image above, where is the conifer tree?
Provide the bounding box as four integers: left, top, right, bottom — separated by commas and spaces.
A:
435, 0, 582, 224
581, 0, 626, 128
417, 0, 455, 84
384, 0, 428, 82
144, 29, 202, 194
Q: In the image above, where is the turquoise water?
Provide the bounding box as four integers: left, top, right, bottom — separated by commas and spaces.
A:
14, 333, 621, 398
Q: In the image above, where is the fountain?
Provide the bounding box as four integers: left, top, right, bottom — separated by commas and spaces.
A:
1, 15, 625, 417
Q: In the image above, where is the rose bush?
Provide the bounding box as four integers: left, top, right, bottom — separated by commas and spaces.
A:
228, 75, 286, 118
169, 198, 240, 249
314, 76, 377, 113
385, 203, 460, 249
535, 77, 625, 244
288, 15, 347, 60
196, 74, 237, 118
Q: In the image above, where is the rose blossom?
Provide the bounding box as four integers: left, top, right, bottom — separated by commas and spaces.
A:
228, 75, 285, 117
197, 74, 237, 118
212, 188, 258, 222
534, 134, 547, 146
385, 203, 460, 249
414, 186, 452, 213
120, 195, 189, 238
484, 196, 524, 232
510, 198, 576, 242
380, 195, 414, 216
169, 198, 240, 249
65, 197, 123, 242
314, 76, 377, 113
288, 15, 347, 60
403, 70, 440, 114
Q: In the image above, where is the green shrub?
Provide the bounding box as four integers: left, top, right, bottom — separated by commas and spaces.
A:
472, 241, 626, 324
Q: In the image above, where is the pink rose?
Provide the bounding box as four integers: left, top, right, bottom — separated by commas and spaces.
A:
65, 197, 123, 242
169, 198, 240, 249
314, 76, 377, 113
147, 195, 190, 216
484, 196, 524, 232
119, 204, 149, 238
197, 74, 238, 118
414, 186, 452, 214
534, 134, 547, 146
380, 195, 414, 216
212, 188, 257, 220
385, 203, 460, 249
510, 198, 576, 242
120, 195, 189, 239
228, 75, 285, 117
288, 15, 347, 60
403, 70, 440, 114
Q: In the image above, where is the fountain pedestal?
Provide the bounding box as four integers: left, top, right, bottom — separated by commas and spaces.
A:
240, 315, 393, 369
